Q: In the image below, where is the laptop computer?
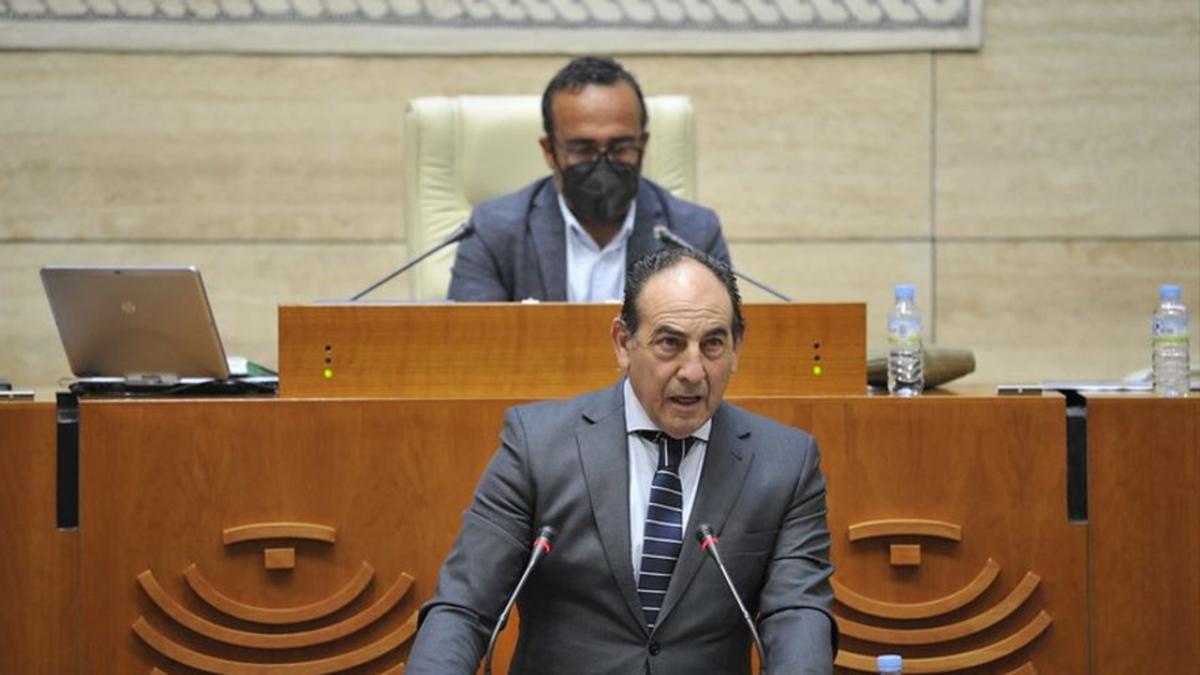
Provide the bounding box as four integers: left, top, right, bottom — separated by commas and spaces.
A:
41, 265, 232, 385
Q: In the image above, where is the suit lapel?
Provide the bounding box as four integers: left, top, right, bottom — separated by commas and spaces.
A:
653, 404, 754, 632
626, 180, 666, 267
576, 383, 648, 634
529, 180, 568, 301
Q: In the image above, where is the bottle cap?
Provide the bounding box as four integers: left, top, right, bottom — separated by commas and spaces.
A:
894, 284, 916, 300
1159, 284, 1181, 300
876, 654, 903, 672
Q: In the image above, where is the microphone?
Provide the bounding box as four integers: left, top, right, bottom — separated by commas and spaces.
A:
653, 225, 794, 302
696, 524, 767, 672
347, 221, 475, 301
483, 525, 559, 675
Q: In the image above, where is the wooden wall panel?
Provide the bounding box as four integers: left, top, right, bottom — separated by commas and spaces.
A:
742, 395, 1087, 674
1088, 396, 1200, 674
0, 402, 78, 673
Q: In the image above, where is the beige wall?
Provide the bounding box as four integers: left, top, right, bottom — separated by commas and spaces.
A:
2, 0, 1198, 394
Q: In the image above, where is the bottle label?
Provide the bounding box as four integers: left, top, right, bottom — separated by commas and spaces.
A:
1153, 315, 1189, 343
888, 317, 921, 345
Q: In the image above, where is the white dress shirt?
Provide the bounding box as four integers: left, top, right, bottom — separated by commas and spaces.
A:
623, 379, 710, 580
559, 195, 636, 302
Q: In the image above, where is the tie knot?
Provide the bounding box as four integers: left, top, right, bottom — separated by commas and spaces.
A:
636, 430, 696, 471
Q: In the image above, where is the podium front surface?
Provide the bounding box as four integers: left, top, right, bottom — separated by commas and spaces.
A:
60, 394, 1093, 673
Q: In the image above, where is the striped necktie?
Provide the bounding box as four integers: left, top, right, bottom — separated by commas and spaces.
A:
636, 431, 696, 630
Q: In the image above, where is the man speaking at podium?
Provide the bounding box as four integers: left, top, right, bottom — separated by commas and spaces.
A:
409, 248, 835, 674
447, 56, 730, 302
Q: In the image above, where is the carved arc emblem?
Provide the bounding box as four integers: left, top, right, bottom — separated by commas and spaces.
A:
832, 518, 1051, 674
132, 521, 418, 674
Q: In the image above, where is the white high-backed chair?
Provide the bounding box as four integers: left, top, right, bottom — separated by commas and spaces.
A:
403, 95, 698, 300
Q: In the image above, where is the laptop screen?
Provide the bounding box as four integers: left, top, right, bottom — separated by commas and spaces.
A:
41, 265, 231, 381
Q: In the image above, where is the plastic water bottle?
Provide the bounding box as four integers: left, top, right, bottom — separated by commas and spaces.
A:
1152, 284, 1190, 397
887, 284, 924, 397
877, 654, 903, 673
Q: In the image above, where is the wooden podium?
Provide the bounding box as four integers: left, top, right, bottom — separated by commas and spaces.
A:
278, 303, 867, 398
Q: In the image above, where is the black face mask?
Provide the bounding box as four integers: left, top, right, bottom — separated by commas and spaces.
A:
560, 156, 640, 226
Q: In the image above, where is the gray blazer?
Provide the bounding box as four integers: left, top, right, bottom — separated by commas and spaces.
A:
447, 177, 731, 301
406, 382, 836, 675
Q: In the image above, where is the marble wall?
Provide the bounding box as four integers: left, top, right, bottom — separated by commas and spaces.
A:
2, 0, 1197, 393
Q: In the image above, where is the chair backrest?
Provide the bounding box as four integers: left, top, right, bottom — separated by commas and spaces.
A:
403, 95, 697, 299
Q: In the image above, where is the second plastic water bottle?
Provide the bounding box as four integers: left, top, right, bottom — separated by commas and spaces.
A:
887, 284, 924, 397
1152, 284, 1190, 397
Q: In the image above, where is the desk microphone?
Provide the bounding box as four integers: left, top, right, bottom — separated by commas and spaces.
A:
347, 221, 475, 301
652, 225, 793, 302
483, 525, 559, 675
696, 524, 767, 672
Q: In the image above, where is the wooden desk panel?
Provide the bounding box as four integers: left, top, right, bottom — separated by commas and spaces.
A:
0, 403, 78, 674
79, 398, 516, 673
278, 303, 865, 398
1088, 396, 1200, 674
76, 395, 1085, 674
745, 396, 1086, 674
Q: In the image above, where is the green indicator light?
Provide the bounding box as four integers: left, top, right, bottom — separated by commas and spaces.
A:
323, 368, 334, 379
812, 365, 823, 376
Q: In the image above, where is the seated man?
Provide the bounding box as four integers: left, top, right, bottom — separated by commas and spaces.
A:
411, 248, 835, 675
447, 56, 731, 302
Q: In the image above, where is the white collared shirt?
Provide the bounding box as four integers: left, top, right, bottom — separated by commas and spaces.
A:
559, 194, 636, 302
623, 378, 710, 579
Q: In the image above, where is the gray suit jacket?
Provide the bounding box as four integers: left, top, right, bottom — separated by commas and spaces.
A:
406, 382, 836, 675
447, 177, 731, 301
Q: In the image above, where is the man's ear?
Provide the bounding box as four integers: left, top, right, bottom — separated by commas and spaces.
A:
539, 136, 557, 172
611, 317, 632, 371
730, 336, 741, 373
